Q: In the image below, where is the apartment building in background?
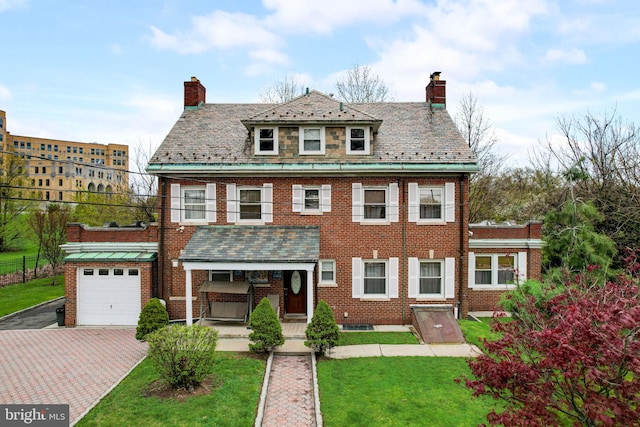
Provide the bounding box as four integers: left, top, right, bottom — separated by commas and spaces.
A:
0, 109, 129, 202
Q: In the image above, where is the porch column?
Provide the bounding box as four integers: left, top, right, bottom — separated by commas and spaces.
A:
185, 268, 193, 326
306, 268, 314, 324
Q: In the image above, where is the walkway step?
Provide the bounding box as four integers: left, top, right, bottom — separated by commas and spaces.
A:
261, 355, 317, 427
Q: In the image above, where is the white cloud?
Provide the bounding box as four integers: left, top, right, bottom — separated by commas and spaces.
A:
149, 10, 281, 54
542, 48, 588, 64
0, 85, 12, 100
263, 0, 429, 34
0, 0, 28, 13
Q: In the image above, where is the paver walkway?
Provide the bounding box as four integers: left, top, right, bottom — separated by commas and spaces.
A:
0, 328, 147, 425
261, 355, 316, 426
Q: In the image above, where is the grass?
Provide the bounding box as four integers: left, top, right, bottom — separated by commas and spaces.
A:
338, 331, 419, 346
77, 353, 266, 427
458, 317, 510, 351
0, 275, 64, 317
317, 357, 496, 427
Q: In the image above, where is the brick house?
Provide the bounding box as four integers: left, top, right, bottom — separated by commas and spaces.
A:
62, 73, 542, 327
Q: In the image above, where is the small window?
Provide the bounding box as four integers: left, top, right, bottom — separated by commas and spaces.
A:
347, 127, 370, 154
319, 260, 335, 284
255, 127, 278, 154
182, 187, 206, 221
98, 269, 109, 276
304, 188, 320, 212
299, 127, 325, 154
210, 270, 232, 282
239, 188, 262, 220
114, 269, 124, 276
83, 269, 94, 276
420, 261, 442, 294
128, 269, 139, 276
364, 261, 386, 295
364, 188, 386, 219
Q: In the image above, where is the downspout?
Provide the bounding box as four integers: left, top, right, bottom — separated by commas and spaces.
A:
400, 179, 407, 325
158, 177, 166, 299
457, 175, 465, 319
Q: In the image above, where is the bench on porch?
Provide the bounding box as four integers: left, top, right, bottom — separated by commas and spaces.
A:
199, 280, 253, 323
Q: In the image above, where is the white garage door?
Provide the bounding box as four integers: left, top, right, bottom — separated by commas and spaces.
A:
77, 267, 141, 325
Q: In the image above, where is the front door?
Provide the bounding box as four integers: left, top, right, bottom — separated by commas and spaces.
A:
284, 270, 306, 314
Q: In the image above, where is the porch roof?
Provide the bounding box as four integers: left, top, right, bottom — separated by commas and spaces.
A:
179, 225, 320, 263
64, 252, 157, 262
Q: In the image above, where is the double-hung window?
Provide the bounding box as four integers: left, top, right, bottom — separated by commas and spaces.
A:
420, 261, 442, 294
299, 127, 325, 154
408, 257, 455, 299
318, 260, 336, 285
170, 183, 216, 223
352, 257, 399, 299
182, 187, 206, 221
346, 127, 370, 154
255, 127, 278, 155
469, 253, 523, 288
226, 183, 273, 223
292, 184, 331, 214
408, 182, 455, 223
239, 188, 262, 220
352, 183, 399, 223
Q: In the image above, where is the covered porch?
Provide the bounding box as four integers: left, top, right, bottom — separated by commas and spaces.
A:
178, 225, 320, 326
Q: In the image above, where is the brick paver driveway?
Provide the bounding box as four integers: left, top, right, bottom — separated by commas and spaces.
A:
0, 328, 147, 425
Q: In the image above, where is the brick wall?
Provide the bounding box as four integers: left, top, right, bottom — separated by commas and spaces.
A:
66, 223, 158, 243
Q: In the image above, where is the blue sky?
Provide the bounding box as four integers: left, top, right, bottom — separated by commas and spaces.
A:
1, 0, 639, 168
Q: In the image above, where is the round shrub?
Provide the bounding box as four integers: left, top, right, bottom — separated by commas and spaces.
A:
305, 300, 339, 354
147, 324, 218, 391
136, 298, 169, 341
248, 297, 284, 353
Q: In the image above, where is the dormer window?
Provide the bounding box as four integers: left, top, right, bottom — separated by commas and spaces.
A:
347, 126, 370, 155
255, 127, 278, 155
300, 127, 325, 155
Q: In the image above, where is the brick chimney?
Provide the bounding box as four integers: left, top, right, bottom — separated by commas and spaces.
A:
184, 77, 206, 108
425, 71, 446, 108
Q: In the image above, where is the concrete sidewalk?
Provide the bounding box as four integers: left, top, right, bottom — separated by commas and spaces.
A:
216, 337, 482, 358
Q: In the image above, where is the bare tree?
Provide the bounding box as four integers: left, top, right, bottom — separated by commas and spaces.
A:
335, 64, 391, 103
129, 141, 158, 223
454, 93, 506, 222
28, 203, 72, 285
258, 74, 305, 103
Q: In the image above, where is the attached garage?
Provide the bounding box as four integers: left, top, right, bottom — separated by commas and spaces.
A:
77, 267, 142, 325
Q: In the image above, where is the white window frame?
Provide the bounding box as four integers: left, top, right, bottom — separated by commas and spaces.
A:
468, 252, 526, 289
299, 126, 325, 155
346, 126, 370, 155
226, 183, 273, 224
419, 260, 444, 297
170, 183, 216, 224
255, 127, 278, 155
352, 183, 399, 224
408, 257, 455, 299
352, 257, 399, 300
182, 186, 206, 222
292, 184, 331, 214
318, 259, 336, 286
238, 187, 263, 222
408, 182, 455, 223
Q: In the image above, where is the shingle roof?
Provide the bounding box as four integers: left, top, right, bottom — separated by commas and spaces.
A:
148, 90, 476, 169
179, 226, 320, 263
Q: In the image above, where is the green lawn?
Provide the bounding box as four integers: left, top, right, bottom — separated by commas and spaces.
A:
458, 318, 507, 351
317, 357, 496, 427
0, 275, 64, 317
77, 354, 265, 427
338, 331, 419, 346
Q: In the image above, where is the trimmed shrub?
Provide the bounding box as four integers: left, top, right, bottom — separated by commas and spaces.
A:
305, 300, 339, 354
136, 298, 169, 341
248, 297, 284, 353
147, 324, 218, 391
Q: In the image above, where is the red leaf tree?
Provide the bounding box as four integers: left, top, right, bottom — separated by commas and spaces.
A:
464, 259, 640, 426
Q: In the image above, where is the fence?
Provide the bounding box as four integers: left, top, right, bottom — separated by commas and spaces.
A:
0, 255, 52, 287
